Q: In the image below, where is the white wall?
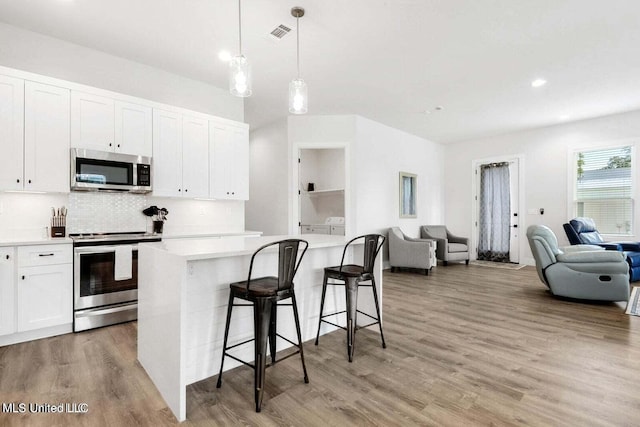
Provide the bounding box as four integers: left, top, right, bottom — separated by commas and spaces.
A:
444, 109, 640, 264
0, 22, 243, 122
245, 119, 289, 235
285, 115, 445, 243
353, 116, 445, 237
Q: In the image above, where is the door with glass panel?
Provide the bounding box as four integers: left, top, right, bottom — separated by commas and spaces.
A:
475, 159, 520, 263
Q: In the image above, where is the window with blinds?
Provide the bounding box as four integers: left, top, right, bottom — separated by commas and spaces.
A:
574, 146, 633, 235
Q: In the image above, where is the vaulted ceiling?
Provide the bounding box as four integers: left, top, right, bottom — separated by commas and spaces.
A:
1, 0, 639, 143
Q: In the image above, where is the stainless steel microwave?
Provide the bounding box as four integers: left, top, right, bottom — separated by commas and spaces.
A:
70, 148, 152, 193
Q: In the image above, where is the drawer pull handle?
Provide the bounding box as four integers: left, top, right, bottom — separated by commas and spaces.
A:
22, 275, 25, 280
38, 253, 55, 257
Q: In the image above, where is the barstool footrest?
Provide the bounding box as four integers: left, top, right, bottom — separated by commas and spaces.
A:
355, 310, 379, 321
225, 338, 255, 351
275, 333, 300, 348
224, 353, 256, 370
355, 322, 380, 330
320, 310, 346, 319
223, 347, 303, 371
319, 319, 347, 330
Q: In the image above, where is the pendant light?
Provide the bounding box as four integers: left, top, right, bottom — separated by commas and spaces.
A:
229, 0, 252, 97
289, 7, 307, 114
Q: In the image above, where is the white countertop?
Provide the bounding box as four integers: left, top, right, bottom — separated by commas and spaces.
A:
0, 237, 72, 247
161, 230, 262, 239
145, 234, 351, 261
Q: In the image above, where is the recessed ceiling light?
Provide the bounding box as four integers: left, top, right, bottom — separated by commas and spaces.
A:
218, 50, 232, 62
531, 79, 547, 88
559, 114, 571, 121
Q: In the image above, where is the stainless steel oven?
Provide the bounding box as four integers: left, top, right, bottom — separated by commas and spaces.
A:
71, 232, 161, 332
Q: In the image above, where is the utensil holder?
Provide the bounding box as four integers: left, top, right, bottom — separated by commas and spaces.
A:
51, 226, 66, 238
153, 221, 164, 234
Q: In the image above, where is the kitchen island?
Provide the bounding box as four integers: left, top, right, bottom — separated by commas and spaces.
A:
137, 234, 382, 422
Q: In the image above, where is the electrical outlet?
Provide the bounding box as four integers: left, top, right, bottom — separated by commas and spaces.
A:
199, 206, 205, 216
188, 264, 195, 276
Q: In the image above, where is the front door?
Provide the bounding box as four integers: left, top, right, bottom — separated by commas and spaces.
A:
475, 158, 520, 263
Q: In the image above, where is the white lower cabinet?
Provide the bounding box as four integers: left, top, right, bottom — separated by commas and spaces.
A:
0, 248, 16, 337
17, 263, 72, 332
0, 244, 73, 343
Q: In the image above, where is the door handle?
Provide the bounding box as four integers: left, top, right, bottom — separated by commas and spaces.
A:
511, 225, 518, 228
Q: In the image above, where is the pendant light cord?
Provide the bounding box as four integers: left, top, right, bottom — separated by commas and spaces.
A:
238, 0, 243, 54
296, 15, 300, 79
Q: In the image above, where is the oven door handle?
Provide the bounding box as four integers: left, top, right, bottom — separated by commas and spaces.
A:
74, 244, 138, 254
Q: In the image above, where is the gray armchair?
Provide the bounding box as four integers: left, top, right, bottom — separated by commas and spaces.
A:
420, 225, 469, 266
388, 227, 436, 275
527, 225, 630, 301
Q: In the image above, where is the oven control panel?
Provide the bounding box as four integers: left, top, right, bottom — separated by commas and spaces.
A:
137, 164, 151, 186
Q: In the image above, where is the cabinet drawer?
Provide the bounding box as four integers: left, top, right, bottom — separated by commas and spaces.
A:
18, 244, 72, 267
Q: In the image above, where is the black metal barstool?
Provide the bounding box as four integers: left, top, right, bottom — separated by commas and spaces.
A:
216, 239, 309, 412
315, 234, 386, 362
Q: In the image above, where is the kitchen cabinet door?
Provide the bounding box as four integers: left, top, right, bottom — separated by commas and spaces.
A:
115, 101, 152, 157
0, 248, 16, 337
0, 75, 24, 191
182, 115, 209, 198
231, 126, 250, 200
17, 263, 72, 332
209, 122, 249, 200
71, 91, 115, 152
24, 81, 71, 193
152, 109, 183, 197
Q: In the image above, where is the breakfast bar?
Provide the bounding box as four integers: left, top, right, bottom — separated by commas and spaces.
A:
137, 234, 382, 422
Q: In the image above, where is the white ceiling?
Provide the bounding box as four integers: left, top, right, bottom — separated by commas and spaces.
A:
1, 0, 639, 143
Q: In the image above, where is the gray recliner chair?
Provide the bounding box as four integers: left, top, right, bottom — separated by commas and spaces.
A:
526, 225, 630, 301
420, 225, 469, 266
388, 227, 436, 275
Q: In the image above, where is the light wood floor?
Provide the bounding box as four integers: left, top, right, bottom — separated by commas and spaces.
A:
1, 264, 639, 426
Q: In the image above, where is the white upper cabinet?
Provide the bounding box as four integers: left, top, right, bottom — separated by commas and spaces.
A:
114, 100, 152, 156
153, 111, 210, 198
152, 109, 183, 197
182, 115, 209, 198
71, 91, 114, 152
209, 121, 249, 200
0, 77, 70, 192
71, 92, 152, 156
24, 81, 70, 192
0, 75, 24, 191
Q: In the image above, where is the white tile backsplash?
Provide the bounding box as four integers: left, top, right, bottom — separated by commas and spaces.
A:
67, 192, 148, 234
0, 192, 246, 239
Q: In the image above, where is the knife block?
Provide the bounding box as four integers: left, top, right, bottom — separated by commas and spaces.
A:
51, 226, 66, 238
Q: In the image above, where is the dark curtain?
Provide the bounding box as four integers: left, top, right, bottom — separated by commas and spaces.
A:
478, 162, 511, 262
